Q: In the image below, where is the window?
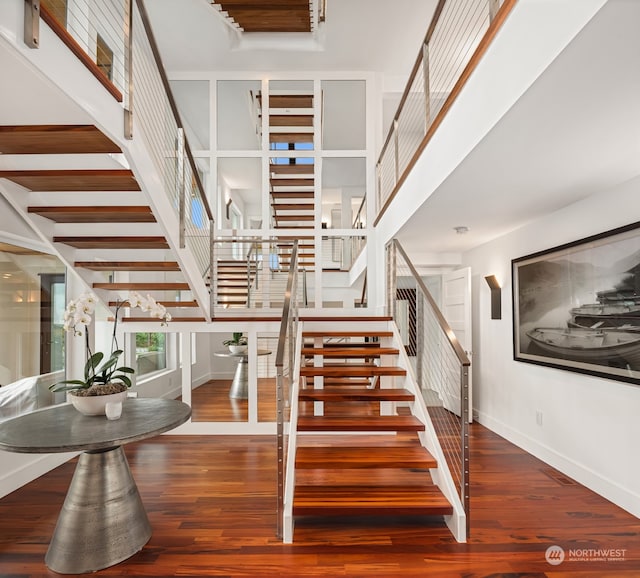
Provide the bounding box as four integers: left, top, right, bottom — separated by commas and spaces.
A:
135, 332, 167, 376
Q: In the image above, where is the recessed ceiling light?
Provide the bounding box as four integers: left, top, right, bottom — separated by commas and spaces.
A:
453, 226, 470, 235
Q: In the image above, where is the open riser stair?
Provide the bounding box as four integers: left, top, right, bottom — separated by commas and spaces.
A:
0, 124, 212, 322
284, 316, 461, 542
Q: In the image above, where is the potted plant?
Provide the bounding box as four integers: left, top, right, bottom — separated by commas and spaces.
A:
223, 332, 248, 354
50, 291, 171, 416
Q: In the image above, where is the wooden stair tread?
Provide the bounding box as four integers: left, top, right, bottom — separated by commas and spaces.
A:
293, 485, 452, 516
301, 316, 393, 322
300, 365, 406, 377
260, 94, 313, 108
268, 115, 313, 127
295, 446, 436, 469
274, 214, 315, 221
110, 300, 198, 308
302, 347, 398, 357
0, 125, 121, 155
0, 169, 140, 191
93, 282, 190, 290
270, 178, 314, 187
76, 261, 180, 271
269, 133, 313, 144
302, 331, 392, 337
271, 203, 315, 210
54, 236, 169, 249
28, 206, 155, 223
269, 164, 315, 175
271, 192, 314, 199
298, 387, 414, 402
297, 416, 424, 432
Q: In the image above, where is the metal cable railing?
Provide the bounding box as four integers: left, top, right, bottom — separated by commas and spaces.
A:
276, 240, 300, 539
30, 0, 215, 313
387, 238, 470, 535
211, 237, 307, 315
376, 0, 513, 222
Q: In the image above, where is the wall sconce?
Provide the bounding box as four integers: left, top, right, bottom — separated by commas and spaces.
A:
484, 275, 502, 320
225, 198, 233, 220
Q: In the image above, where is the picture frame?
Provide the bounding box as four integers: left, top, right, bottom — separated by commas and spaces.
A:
512, 221, 640, 385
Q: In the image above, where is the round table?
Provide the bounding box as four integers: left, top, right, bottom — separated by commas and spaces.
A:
0, 398, 191, 574
213, 349, 272, 399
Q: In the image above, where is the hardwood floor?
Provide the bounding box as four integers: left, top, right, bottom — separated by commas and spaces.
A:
1, 422, 639, 576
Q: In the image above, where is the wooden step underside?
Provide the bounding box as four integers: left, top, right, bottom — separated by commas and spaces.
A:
259, 94, 313, 108
28, 206, 155, 223
76, 261, 180, 271
295, 446, 437, 470
0, 169, 140, 191
293, 485, 453, 516
300, 365, 405, 378
297, 416, 424, 432
0, 125, 121, 155
269, 164, 315, 175
93, 282, 190, 291
270, 178, 314, 187
54, 236, 169, 249
298, 387, 414, 402
301, 347, 399, 357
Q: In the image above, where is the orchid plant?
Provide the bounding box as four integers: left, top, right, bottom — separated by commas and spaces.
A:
50, 291, 171, 395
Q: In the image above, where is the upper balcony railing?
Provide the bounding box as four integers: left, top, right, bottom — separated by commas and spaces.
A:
375, 0, 515, 224
26, 0, 214, 297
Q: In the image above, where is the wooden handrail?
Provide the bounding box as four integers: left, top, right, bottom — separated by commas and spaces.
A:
375, 0, 517, 226
39, 5, 123, 102
392, 239, 470, 367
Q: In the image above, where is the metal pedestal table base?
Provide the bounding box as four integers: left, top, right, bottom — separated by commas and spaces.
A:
229, 357, 249, 399
45, 446, 152, 574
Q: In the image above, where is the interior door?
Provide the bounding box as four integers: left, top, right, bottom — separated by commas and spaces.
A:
442, 267, 472, 421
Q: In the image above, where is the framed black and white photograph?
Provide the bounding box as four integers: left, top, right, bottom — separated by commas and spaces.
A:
512, 222, 640, 385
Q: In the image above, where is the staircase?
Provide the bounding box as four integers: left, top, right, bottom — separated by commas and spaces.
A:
284, 316, 456, 541
0, 124, 208, 321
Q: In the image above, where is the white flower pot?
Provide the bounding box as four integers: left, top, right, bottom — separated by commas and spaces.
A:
69, 390, 128, 416
228, 345, 247, 354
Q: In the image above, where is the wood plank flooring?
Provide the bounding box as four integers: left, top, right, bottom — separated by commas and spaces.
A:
1, 418, 639, 576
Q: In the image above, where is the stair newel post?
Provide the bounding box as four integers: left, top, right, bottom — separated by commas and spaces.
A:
123, 0, 133, 139
393, 119, 400, 186
460, 363, 470, 537
416, 289, 424, 389
422, 41, 431, 134
177, 128, 186, 249
209, 221, 215, 320
387, 241, 397, 319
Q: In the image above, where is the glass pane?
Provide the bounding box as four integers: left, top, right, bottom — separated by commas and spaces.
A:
217, 80, 261, 150
0, 243, 66, 418
218, 157, 262, 229
321, 157, 366, 229
136, 333, 167, 375
321, 80, 366, 150
171, 80, 211, 150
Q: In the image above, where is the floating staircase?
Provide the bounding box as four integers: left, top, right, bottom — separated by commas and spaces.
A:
0, 124, 207, 321
285, 317, 454, 540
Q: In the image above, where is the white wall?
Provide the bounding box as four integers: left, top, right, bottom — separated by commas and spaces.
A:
465, 175, 640, 518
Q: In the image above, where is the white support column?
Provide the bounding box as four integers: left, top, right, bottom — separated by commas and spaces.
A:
248, 329, 258, 423
180, 331, 192, 407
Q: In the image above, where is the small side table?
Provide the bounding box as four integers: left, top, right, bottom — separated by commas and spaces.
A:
0, 398, 191, 574
213, 349, 271, 398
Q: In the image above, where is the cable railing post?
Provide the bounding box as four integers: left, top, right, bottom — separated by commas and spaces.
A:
177, 128, 186, 249
461, 363, 470, 537
376, 162, 382, 214
23, 0, 40, 49
422, 41, 431, 133
123, 0, 133, 139
209, 223, 215, 320
393, 119, 400, 185
489, 0, 500, 22
416, 290, 424, 388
